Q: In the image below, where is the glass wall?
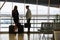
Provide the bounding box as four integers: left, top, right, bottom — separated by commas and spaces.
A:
0, 0, 60, 32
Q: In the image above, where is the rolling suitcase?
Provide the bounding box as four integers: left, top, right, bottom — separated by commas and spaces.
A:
9, 25, 15, 33
9, 23, 24, 33
17, 23, 24, 33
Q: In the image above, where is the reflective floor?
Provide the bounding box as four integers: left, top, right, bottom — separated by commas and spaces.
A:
0, 33, 53, 40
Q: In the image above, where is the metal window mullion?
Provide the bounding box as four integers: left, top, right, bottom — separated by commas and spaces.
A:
0, 3, 1, 39
11, 0, 14, 25
36, 0, 38, 29
0, 3, 1, 31
36, 0, 38, 40
48, 0, 50, 22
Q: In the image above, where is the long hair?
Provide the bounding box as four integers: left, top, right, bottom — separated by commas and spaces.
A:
14, 5, 17, 10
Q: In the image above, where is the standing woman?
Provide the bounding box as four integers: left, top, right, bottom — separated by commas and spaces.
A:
12, 5, 19, 31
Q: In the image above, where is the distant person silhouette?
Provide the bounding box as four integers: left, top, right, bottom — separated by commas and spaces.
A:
12, 5, 19, 31
26, 5, 32, 32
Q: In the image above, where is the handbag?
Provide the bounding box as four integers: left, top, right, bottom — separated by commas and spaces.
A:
24, 23, 31, 28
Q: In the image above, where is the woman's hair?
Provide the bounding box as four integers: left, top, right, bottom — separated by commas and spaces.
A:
14, 5, 17, 10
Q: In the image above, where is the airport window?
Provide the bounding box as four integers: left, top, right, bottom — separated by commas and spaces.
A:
0, 1, 60, 32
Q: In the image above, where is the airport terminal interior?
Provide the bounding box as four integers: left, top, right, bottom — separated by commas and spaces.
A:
0, 0, 60, 40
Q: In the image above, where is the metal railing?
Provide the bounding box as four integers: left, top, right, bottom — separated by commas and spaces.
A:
0, 14, 60, 32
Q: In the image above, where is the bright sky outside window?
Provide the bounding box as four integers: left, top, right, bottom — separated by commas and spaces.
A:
0, 2, 59, 15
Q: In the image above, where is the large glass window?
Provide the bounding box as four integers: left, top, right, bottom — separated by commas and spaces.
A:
0, 2, 12, 14
0, 1, 59, 32
50, 7, 59, 15
38, 5, 48, 15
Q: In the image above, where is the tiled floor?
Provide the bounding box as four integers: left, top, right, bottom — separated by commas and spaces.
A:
0, 33, 53, 40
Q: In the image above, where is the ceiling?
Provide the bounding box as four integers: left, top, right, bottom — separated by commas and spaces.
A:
0, 0, 60, 7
